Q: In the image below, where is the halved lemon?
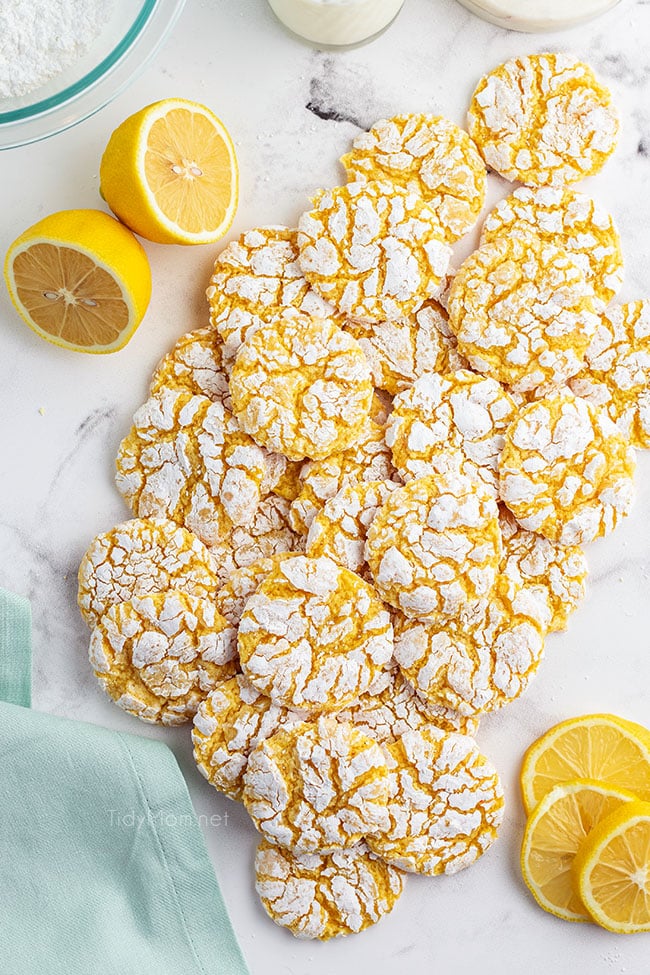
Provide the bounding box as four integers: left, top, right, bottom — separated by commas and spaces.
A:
521, 714, 650, 816
521, 779, 637, 922
574, 800, 650, 933
4, 209, 152, 354
99, 98, 239, 245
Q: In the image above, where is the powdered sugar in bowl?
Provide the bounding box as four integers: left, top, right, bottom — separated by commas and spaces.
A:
0, 0, 186, 150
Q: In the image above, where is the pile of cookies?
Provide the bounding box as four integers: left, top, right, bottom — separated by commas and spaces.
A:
78, 53, 649, 940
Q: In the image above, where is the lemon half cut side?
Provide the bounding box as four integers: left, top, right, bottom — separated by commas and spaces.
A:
4, 209, 152, 354
99, 98, 239, 246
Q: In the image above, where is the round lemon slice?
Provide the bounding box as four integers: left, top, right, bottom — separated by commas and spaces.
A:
574, 801, 650, 933
4, 209, 151, 354
99, 98, 239, 245
521, 714, 650, 816
521, 779, 637, 922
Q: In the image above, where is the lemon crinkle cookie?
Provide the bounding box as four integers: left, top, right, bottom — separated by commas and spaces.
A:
345, 300, 466, 396
149, 326, 232, 410
222, 496, 304, 573
341, 114, 486, 243
393, 575, 547, 716
366, 727, 504, 875
229, 311, 373, 462
481, 187, 624, 305
192, 674, 305, 801
387, 369, 516, 489
468, 53, 619, 188
305, 479, 400, 579
238, 554, 393, 714
115, 388, 283, 548
289, 417, 398, 535
499, 507, 588, 633
570, 300, 650, 449
337, 665, 478, 742
89, 590, 237, 725
448, 235, 600, 393
365, 470, 501, 621
206, 225, 336, 370
297, 180, 451, 323
255, 840, 404, 940
242, 717, 390, 853
77, 517, 219, 627
499, 391, 636, 546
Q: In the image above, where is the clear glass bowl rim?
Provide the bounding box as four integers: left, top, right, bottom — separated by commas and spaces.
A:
0, 0, 186, 149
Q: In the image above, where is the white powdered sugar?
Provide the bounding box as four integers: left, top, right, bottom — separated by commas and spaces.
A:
1, 1, 114, 100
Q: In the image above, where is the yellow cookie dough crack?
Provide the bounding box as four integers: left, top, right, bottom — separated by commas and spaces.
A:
481, 187, 624, 305
150, 326, 232, 410
387, 369, 516, 489
569, 300, 650, 449
345, 300, 467, 396
115, 387, 285, 547
499, 391, 636, 546
365, 469, 501, 621
206, 225, 337, 370
448, 235, 600, 393
192, 674, 305, 800
393, 575, 547, 716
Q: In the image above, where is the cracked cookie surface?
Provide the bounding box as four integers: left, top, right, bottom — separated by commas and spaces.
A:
569, 300, 650, 448
468, 53, 619, 187
387, 369, 515, 489
345, 300, 466, 395
149, 326, 232, 410
89, 590, 237, 725
206, 225, 336, 370
365, 470, 501, 621
229, 311, 373, 462
341, 114, 486, 243
393, 575, 547, 716
499, 391, 636, 546
115, 388, 281, 547
481, 187, 624, 305
255, 839, 404, 940
238, 554, 393, 714
192, 674, 304, 800
448, 235, 600, 393
78, 517, 219, 626
297, 180, 451, 323
242, 716, 390, 853
366, 727, 504, 875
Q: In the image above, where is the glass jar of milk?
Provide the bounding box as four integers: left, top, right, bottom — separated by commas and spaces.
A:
455, 0, 622, 31
267, 0, 406, 47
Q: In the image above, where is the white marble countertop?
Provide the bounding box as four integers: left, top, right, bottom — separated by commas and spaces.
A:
2, 0, 650, 971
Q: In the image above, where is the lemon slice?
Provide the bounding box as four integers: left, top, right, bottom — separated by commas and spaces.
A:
574, 801, 650, 933
521, 779, 637, 922
99, 98, 239, 245
4, 209, 152, 354
521, 714, 650, 815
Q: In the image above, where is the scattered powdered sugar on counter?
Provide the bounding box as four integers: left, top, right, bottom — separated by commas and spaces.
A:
0, 0, 114, 100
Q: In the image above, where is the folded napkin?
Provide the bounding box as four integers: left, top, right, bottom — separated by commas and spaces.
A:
0, 588, 249, 975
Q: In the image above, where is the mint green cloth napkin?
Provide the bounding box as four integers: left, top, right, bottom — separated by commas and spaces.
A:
0, 588, 249, 975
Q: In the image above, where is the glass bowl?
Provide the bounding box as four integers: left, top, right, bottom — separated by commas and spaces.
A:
0, 0, 186, 150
